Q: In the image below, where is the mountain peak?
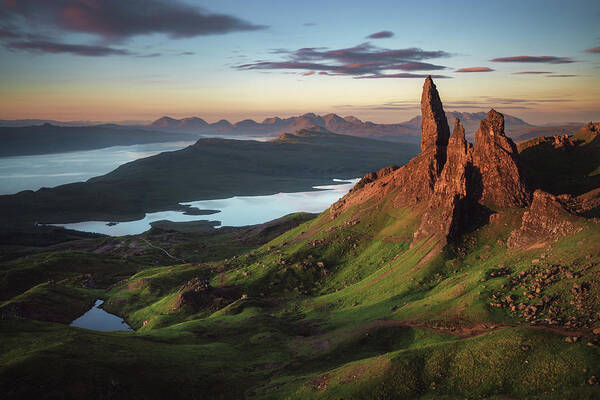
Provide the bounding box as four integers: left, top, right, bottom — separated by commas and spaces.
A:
296, 125, 333, 135
213, 119, 232, 127
343, 115, 362, 123
149, 116, 180, 129
262, 117, 282, 124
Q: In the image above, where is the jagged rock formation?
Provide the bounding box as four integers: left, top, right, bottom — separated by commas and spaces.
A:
331, 76, 535, 246
420, 76, 451, 153
471, 109, 530, 208
413, 119, 470, 245
330, 76, 450, 217
507, 190, 582, 247
388, 76, 450, 205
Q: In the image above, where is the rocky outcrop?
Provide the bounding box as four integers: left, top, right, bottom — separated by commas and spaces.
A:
420, 75, 450, 153
390, 76, 450, 206
413, 119, 470, 245
350, 165, 400, 193
331, 77, 535, 247
471, 109, 530, 208
330, 76, 450, 217
507, 190, 582, 247
171, 277, 241, 312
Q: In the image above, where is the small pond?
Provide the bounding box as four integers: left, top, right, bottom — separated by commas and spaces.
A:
70, 299, 133, 331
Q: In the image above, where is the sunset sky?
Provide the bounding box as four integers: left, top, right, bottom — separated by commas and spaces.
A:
0, 0, 599, 124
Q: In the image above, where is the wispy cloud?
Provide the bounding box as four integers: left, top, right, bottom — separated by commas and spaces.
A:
236, 42, 450, 78
0, 27, 18, 38
136, 52, 162, 58
455, 67, 494, 72
366, 31, 394, 39
546, 74, 578, 78
334, 96, 574, 112
6, 40, 132, 56
0, 0, 267, 42
0, 0, 266, 57
491, 56, 575, 64
585, 46, 600, 53
512, 71, 551, 74
355, 73, 450, 79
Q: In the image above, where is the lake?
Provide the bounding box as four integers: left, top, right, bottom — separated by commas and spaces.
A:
0, 136, 273, 195
53, 179, 358, 236
70, 299, 133, 331
0, 141, 196, 195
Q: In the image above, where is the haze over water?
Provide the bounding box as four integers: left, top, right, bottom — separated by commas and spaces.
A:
0, 135, 274, 195
0, 141, 195, 195
54, 179, 358, 236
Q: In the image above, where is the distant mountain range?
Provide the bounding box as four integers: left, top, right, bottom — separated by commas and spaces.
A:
146, 111, 581, 142
148, 113, 418, 141
0, 112, 584, 157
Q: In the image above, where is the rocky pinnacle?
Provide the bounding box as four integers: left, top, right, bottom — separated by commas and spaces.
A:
413, 118, 470, 245
472, 109, 531, 208
420, 75, 450, 153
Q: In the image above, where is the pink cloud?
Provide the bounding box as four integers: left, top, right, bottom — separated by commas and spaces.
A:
455, 67, 494, 73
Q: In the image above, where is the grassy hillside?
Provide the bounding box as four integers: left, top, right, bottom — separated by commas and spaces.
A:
1, 128, 599, 399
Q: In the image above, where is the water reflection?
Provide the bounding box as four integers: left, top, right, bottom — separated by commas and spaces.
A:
0, 141, 196, 195
70, 299, 133, 332
54, 179, 358, 236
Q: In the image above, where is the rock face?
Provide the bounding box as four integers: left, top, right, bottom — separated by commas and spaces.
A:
390, 75, 450, 205
507, 190, 582, 247
330, 76, 451, 216
471, 109, 530, 208
413, 119, 470, 245
331, 77, 537, 246
420, 76, 451, 153
171, 277, 240, 312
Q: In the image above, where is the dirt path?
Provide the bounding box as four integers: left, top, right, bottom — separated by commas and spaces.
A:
140, 238, 186, 263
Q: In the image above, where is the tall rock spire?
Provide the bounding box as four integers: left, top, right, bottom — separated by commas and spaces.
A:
331, 79, 531, 243
420, 75, 450, 153
471, 109, 531, 208
413, 119, 470, 246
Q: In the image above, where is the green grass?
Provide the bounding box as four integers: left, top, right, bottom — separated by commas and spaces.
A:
1, 130, 600, 400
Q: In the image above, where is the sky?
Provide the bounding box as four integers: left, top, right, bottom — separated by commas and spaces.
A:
0, 0, 599, 125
